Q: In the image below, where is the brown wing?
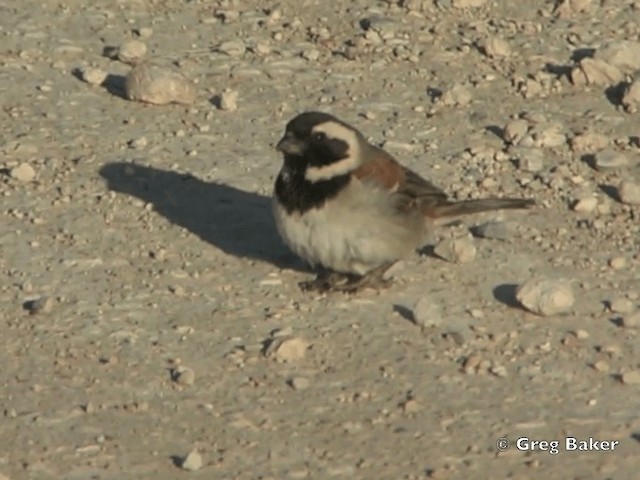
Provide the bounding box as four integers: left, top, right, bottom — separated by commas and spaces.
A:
352, 147, 448, 215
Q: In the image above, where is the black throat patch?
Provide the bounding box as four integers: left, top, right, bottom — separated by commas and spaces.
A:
275, 155, 350, 214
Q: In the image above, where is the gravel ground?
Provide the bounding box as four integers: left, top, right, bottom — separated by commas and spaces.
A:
1, 1, 640, 479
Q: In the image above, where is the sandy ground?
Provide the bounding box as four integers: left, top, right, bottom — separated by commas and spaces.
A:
2, 0, 640, 478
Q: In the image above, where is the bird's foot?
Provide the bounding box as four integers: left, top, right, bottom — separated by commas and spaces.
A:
299, 264, 393, 293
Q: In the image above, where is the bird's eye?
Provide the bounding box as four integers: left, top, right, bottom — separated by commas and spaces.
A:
313, 132, 326, 142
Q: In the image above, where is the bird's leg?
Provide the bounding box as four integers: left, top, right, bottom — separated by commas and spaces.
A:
299, 263, 393, 293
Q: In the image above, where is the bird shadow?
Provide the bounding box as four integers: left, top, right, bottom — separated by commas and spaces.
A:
99, 162, 305, 271
492, 283, 520, 308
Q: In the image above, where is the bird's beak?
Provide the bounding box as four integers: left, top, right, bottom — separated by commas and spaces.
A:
276, 135, 305, 155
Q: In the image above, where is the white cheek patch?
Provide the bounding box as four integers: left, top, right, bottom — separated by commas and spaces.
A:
305, 121, 362, 182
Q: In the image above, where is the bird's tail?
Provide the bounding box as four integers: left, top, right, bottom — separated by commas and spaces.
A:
430, 198, 534, 218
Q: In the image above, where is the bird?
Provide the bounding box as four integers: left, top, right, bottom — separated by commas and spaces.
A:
272, 111, 534, 292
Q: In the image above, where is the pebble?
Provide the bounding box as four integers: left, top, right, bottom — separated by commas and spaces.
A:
434, 236, 476, 263
480, 37, 511, 58
622, 80, 640, 113
592, 360, 610, 372
570, 58, 623, 87
172, 366, 196, 386
10, 162, 36, 182
80, 67, 108, 86
128, 136, 148, 150
516, 278, 574, 316
134, 27, 154, 38
570, 132, 609, 153
452, 0, 487, 7
267, 336, 308, 362
621, 311, 640, 328
502, 118, 529, 144
554, 0, 592, 17
610, 298, 634, 314
117, 40, 147, 64
438, 84, 472, 107
594, 40, 640, 74
572, 196, 598, 213
288, 377, 310, 390
609, 256, 626, 270
411, 297, 442, 327
124, 62, 197, 105
617, 181, 640, 205
513, 147, 544, 172
181, 450, 203, 471
472, 221, 514, 241
594, 149, 629, 170
217, 40, 246, 57
23, 296, 54, 315
621, 370, 640, 385
216, 89, 239, 111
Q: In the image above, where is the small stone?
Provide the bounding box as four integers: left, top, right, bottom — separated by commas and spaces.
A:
216, 89, 238, 111
516, 278, 574, 316
288, 377, 310, 390
117, 40, 147, 64
472, 221, 514, 241
610, 298, 634, 314
594, 40, 640, 74
480, 37, 511, 58
10, 162, 36, 182
573, 329, 589, 339
268, 336, 308, 362
490, 364, 508, 377
617, 181, 640, 205
570, 58, 623, 87
502, 119, 529, 144
128, 137, 148, 150
124, 62, 197, 105
571, 197, 598, 213
512, 147, 544, 172
412, 297, 442, 327
134, 27, 154, 38
301, 49, 320, 61
172, 366, 196, 386
570, 132, 609, 153
181, 450, 203, 471
622, 80, 640, 113
217, 40, 246, 57
621, 311, 640, 328
80, 67, 108, 86
609, 257, 626, 270
594, 149, 629, 170
553, 0, 592, 17
452, 0, 487, 7
23, 296, 54, 314
621, 370, 640, 385
592, 360, 609, 372
434, 236, 476, 263
438, 84, 472, 107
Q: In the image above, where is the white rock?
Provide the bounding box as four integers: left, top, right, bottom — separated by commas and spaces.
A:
181, 450, 202, 471
481, 37, 511, 58
270, 336, 308, 362
80, 67, 108, 86
622, 80, 640, 113
288, 377, 310, 390
452, 0, 487, 7
516, 278, 574, 316
439, 84, 472, 107
513, 147, 544, 172
621, 370, 640, 385
217, 40, 245, 57
10, 163, 36, 182
412, 297, 442, 327
571, 196, 597, 213
124, 62, 197, 105
503, 119, 529, 144
622, 311, 640, 328
594, 40, 640, 74
609, 256, 626, 270
570, 132, 609, 153
570, 58, 623, 87
594, 149, 629, 170
172, 366, 196, 386
610, 298, 634, 314
216, 89, 238, 111
553, 0, 592, 17
434, 236, 476, 263
117, 40, 147, 64
618, 181, 640, 205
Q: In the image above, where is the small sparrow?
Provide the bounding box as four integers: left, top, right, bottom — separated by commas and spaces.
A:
273, 111, 533, 292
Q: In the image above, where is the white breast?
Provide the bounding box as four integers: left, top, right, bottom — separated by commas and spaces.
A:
272, 180, 425, 275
